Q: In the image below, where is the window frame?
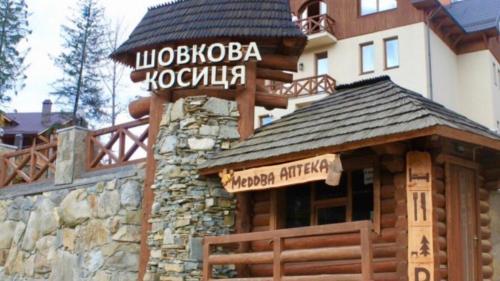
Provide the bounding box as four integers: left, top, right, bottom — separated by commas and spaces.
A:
315, 51, 329, 76
259, 114, 273, 127
384, 36, 400, 70
360, 41, 375, 75
359, 0, 398, 16
275, 158, 381, 233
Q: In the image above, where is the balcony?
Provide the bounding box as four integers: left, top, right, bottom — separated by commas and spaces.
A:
203, 221, 374, 281
296, 14, 337, 49
267, 74, 336, 98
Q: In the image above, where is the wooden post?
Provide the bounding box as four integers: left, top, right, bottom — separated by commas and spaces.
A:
273, 237, 283, 281
138, 92, 169, 281
202, 241, 212, 281
236, 60, 256, 140
234, 60, 257, 277
360, 224, 374, 280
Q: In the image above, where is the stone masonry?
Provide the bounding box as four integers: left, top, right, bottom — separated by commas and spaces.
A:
0, 169, 145, 281
145, 97, 240, 281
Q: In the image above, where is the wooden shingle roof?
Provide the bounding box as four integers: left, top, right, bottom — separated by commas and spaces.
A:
111, 0, 306, 65
200, 76, 500, 173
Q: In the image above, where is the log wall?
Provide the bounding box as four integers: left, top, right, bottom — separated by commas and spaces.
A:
245, 163, 407, 280
480, 173, 494, 280
433, 164, 448, 280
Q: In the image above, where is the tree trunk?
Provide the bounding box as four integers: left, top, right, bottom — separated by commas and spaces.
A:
73, 2, 92, 121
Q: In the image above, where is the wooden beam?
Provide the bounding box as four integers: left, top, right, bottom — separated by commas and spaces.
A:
129, 97, 151, 119
128, 89, 288, 120
257, 68, 293, 83
237, 60, 256, 140
138, 92, 169, 281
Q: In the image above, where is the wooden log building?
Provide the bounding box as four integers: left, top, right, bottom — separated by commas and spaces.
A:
109, 0, 500, 280
199, 76, 500, 281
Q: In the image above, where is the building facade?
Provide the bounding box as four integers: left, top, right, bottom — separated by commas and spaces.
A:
256, 0, 500, 131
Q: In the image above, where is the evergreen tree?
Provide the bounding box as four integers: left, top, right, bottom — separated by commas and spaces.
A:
419, 235, 430, 257
0, 0, 30, 105
52, 0, 109, 122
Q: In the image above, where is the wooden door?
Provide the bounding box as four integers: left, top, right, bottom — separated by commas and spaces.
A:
448, 165, 480, 281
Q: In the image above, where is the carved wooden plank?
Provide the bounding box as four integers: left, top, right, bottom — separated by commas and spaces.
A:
407, 151, 435, 281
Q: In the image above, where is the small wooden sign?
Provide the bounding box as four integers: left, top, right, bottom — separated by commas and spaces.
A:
407, 151, 434, 281
219, 154, 341, 193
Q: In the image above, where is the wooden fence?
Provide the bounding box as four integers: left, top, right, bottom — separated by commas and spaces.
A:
296, 14, 336, 37
86, 118, 149, 171
203, 221, 374, 281
0, 140, 58, 187
267, 75, 336, 97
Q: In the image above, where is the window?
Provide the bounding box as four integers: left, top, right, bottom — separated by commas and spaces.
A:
300, 0, 328, 20
259, 115, 273, 127
360, 42, 375, 74
494, 63, 498, 86
360, 0, 397, 16
315, 52, 328, 76
384, 37, 399, 69
497, 68, 500, 88
285, 168, 376, 228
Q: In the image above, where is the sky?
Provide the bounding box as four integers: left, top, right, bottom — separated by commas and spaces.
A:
6, 0, 166, 125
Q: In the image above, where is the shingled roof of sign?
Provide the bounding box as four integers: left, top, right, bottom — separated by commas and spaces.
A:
445, 0, 500, 33
111, 0, 306, 65
199, 76, 500, 171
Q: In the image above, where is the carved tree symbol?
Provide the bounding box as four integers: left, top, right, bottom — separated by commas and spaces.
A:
420, 235, 431, 257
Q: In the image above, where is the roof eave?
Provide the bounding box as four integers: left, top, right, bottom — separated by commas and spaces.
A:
198, 125, 500, 176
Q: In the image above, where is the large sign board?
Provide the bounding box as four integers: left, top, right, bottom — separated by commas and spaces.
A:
407, 151, 435, 281
219, 154, 342, 193
135, 42, 262, 91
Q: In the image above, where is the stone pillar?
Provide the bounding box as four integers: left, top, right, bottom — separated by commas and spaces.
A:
55, 126, 89, 185
145, 96, 240, 281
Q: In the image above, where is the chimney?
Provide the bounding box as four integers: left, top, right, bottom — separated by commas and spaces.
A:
42, 99, 52, 124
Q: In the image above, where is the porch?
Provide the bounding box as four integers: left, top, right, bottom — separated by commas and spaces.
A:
203, 221, 379, 281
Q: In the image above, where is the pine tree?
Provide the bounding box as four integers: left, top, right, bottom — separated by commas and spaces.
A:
52, 0, 109, 122
419, 235, 430, 257
0, 0, 30, 105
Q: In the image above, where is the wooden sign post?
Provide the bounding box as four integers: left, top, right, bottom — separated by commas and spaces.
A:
407, 151, 435, 281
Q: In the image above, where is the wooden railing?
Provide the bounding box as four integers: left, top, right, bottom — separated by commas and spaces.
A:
203, 221, 374, 281
86, 118, 149, 170
0, 140, 58, 187
295, 14, 336, 37
267, 74, 336, 97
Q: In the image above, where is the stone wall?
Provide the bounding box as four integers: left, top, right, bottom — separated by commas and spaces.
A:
145, 97, 239, 281
0, 166, 145, 281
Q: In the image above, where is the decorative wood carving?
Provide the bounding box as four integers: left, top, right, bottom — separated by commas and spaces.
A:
407, 151, 435, 281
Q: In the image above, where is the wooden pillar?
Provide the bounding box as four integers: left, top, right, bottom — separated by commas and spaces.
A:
138, 92, 169, 281
236, 60, 256, 140
234, 60, 257, 277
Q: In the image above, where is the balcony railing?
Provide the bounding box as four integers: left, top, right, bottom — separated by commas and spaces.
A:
267, 74, 336, 98
296, 14, 336, 37
0, 139, 58, 187
86, 118, 149, 171
203, 221, 374, 281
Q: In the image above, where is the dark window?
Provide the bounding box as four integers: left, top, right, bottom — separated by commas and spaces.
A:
352, 169, 374, 221
283, 169, 375, 229
285, 185, 311, 228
